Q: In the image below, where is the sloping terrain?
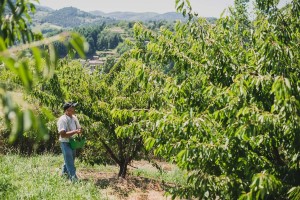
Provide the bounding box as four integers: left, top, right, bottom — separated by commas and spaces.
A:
36, 7, 114, 28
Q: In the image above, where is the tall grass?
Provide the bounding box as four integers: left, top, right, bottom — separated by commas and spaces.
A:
0, 154, 186, 199
0, 154, 104, 200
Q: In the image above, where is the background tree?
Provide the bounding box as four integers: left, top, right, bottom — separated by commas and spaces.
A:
116, 41, 132, 56
30, 57, 165, 178
97, 30, 123, 50
74, 24, 105, 57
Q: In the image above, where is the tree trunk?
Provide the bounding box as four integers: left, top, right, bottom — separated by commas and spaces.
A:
118, 161, 128, 178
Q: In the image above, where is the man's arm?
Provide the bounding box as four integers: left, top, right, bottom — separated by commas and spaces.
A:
59, 129, 81, 138
57, 117, 82, 138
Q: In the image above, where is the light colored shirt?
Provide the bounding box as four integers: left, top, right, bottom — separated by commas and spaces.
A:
57, 114, 81, 142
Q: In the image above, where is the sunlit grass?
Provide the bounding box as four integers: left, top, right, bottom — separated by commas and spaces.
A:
0, 154, 103, 199
0, 154, 184, 199
129, 161, 187, 185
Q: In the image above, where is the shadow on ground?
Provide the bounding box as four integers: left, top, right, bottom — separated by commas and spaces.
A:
78, 169, 175, 200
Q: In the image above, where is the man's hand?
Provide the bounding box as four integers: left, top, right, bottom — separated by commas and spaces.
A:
77, 128, 82, 135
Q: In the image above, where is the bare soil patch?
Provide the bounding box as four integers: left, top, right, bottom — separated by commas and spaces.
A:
78, 160, 177, 200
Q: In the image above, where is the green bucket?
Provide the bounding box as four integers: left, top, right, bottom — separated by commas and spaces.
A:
69, 136, 86, 150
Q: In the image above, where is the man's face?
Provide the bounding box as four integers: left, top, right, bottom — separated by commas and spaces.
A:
66, 106, 75, 115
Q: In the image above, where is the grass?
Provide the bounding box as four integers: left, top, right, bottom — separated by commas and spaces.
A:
0, 154, 102, 199
129, 160, 186, 185
0, 154, 186, 200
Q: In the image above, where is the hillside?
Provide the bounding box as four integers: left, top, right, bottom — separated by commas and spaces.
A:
90, 11, 187, 21
32, 6, 115, 28
31, 5, 217, 31
149, 12, 186, 21
31, 6, 192, 28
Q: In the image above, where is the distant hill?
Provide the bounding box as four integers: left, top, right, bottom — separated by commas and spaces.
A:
149, 12, 186, 21
90, 11, 187, 22
31, 5, 53, 24
31, 5, 216, 30
41, 7, 115, 27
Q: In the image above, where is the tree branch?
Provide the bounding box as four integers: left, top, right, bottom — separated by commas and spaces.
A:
99, 138, 120, 164
0, 32, 72, 57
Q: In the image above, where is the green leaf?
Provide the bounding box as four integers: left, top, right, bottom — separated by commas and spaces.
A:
0, 37, 7, 51
18, 61, 33, 90
144, 137, 155, 150
31, 47, 42, 73
23, 110, 33, 131
288, 186, 300, 200
284, 78, 291, 90
177, 149, 186, 162
69, 33, 87, 58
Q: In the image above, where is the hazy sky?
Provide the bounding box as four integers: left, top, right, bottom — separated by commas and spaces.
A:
37, 0, 235, 17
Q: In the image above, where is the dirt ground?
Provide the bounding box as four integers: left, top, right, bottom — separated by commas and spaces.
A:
78, 160, 176, 200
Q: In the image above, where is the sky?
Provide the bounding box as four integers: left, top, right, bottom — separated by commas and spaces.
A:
37, 0, 235, 18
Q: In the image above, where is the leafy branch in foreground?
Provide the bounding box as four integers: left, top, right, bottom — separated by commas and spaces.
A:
0, 0, 88, 142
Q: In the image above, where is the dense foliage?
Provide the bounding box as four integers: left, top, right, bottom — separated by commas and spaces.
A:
96, 29, 123, 50
119, 0, 300, 199
74, 24, 106, 56
1, 0, 300, 199
52, 25, 124, 57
